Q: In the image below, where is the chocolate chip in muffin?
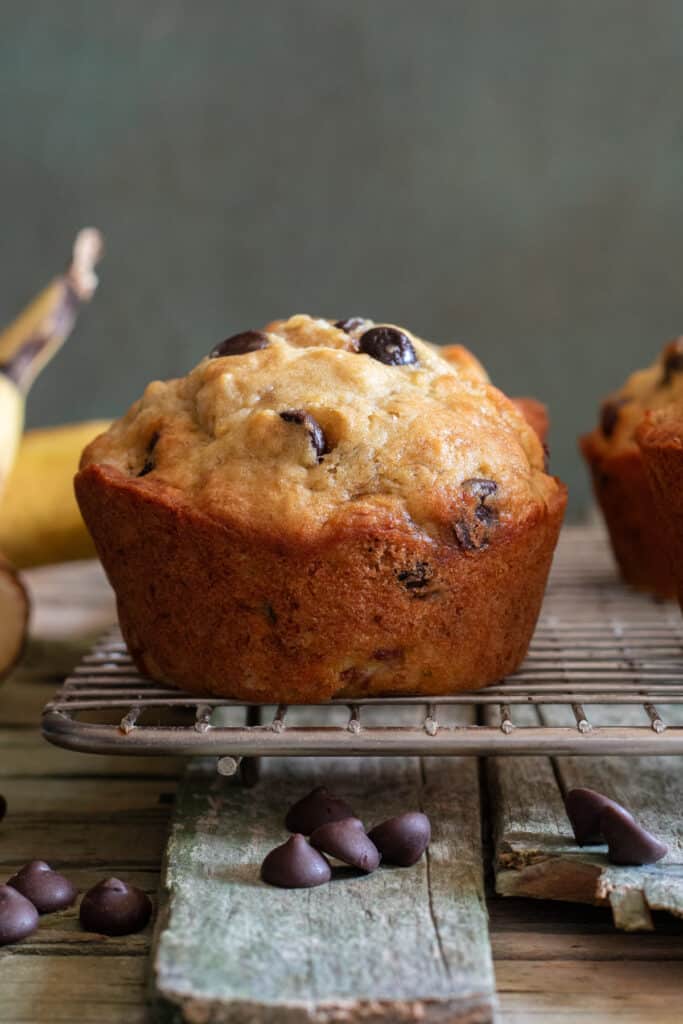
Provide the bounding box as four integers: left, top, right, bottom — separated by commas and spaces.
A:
454, 478, 498, 550
137, 432, 159, 477
335, 317, 367, 334
396, 562, 432, 591
659, 337, 683, 387
358, 326, 417, 366
600, 398, 630, 438
210, 330, 269, 359
280, 410, 329, 462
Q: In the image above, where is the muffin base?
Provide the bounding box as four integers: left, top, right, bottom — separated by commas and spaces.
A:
75, 464, 566, 703
580, 432, 676, 600
637, 416, 683, 606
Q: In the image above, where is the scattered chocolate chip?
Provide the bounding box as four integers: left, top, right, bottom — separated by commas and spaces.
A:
285, 786, 356, 835
79, 878, 152, 936
454, 478, 498, 551
358, 327, 417, 366
0, 885, 39, 945
137, 431, 159, 477
368, 812, 431, 867
210, 330, 269, 358
8, 861, 77, 914
565, 788, 630, 846
261, 834, 332, 888
335, 317, 367, 333
600, 398, 630, 438
0, 795, 6, 822
280, 410, 329, 462
396, 562, 432, 592
660, 338, 683, 387
310, 818, 380, 873
600, 805, 668, 866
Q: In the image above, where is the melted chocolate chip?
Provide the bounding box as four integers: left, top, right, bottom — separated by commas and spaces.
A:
0, 794, 6, 823
335, 318, 367, 334
261, 834, 332, 888
8, 861, 77, 914
565, 788, 630, 846
280, 410, 329, 462
137, 431, 159, 478
600, 804, 668, 866
368, 811, 431, 867
310, 818, 380, 873
396, 562, 432, 591
79, 878, 152, 936
210, 330, 269, 359
454, 478, 499, 551
600, 398, 630, 438
358, 327, 417, 366
0, 885, 39, 945
660, 338, 683, 387
285, 786, 356, 836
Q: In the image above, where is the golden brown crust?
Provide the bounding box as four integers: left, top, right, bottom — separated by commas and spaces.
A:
580, 430, 676, 598
75, 463, 567, 701
636, 412, 683, 605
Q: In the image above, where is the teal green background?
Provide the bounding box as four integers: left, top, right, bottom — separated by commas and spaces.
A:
2, 1, 683, 518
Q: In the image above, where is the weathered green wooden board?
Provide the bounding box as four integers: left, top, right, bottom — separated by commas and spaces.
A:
487, 704, 683, 931
152, 710, 496, 1023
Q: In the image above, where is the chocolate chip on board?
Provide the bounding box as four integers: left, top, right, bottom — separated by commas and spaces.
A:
368, 811, 431, 867
209, 330, 270, 358
0, 885, 39, 946
600, 804, 668, 866
565, 787, 632, 846
285, 786, 356, 835
310, 817, 380, 873
79, 878, 152, 936
261, 834, 332, 888
280, 410, 329, 462
358, 326, 417, 366
8, 861, 77, 915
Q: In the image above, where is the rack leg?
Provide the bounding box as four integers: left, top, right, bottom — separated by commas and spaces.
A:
240, 706, 261, 787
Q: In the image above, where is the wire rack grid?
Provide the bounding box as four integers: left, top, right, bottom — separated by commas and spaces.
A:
41, 526, 683, 772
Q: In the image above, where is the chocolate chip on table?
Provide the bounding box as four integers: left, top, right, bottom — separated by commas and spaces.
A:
368, 812, 431, 867
358, 326, 417, 366
210, 330, 270, 358
335, 317, 367, 333
79, 878, 152, 936
600, 804, 668, 866
137, 431, 159, 477
285, 786, 356, 835
8, 861, 77, 914
310, 818, 380, 873
0, 885, 39, 946
280, 410, 330, 462
565, 787, 631, 846
261, 834, 332, 888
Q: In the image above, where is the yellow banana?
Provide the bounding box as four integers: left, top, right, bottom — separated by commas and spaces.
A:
0, 420, 110, 567
0, 228, 103, 680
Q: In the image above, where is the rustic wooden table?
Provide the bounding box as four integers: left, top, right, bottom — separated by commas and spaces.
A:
1, 559, 682, 1023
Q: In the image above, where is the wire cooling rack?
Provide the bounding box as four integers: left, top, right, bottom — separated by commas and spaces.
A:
41, 526, 683, 771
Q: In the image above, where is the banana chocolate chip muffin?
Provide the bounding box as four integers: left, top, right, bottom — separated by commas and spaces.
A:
580, 337, 683, 598
76, 315, 566, 702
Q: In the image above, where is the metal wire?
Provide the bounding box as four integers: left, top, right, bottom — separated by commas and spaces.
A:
41, 526, 683, 762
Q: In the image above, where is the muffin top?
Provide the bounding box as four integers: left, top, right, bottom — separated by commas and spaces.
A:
589, 336, 683, 456
81, 315, 558, 545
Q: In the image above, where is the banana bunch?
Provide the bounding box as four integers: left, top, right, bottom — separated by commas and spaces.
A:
0, 228, 103, 680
